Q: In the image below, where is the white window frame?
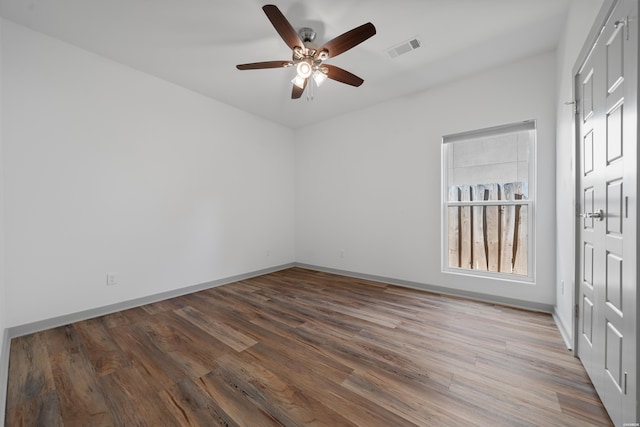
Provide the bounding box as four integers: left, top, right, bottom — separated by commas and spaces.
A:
441, 120, 536, 283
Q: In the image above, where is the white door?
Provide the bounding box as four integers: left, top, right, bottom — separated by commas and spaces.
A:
576, 0, 637, 425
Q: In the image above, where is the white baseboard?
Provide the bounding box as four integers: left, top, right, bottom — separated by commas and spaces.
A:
7, 263, 295, 339
552, 307, 574, 350
295, 263, 555, 313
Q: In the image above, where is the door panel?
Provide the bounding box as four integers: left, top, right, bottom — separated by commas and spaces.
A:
606, 180, 623, 234
606, 23, 624, 94
583, 69, 594, 121
584, 131, 594, 174
582, 293, 594, 344
605, 252, 622, 310
583, 243, 594, 286
606, 102, 624, 162
605, 321, 623, 388
584, 187, 595, 229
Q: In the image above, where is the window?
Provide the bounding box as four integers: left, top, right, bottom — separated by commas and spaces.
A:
442, 121, 535, 280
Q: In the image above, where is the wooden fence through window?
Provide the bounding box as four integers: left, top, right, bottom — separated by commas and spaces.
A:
447, 182, 528, 275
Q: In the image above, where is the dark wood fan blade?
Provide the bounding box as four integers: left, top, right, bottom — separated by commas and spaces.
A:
318, 22, 376, 58
292, 78, 308, 99
324, 65, 364, 87
236, 61, 293, 70
263, 4, 304, 51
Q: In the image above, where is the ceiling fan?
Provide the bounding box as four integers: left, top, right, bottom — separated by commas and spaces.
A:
236, 4, 376, 99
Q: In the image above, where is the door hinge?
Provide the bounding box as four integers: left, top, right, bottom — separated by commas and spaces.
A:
625, 196, 629, 218
575, 303, 579, 318
565, 100, 579, 115
624, 372, 628, 394
614, 17, 629, 40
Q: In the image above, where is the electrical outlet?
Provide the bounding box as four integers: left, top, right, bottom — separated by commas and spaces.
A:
107, 272, 117, 286
266, 248, 271, 257
339, 249, 345, 258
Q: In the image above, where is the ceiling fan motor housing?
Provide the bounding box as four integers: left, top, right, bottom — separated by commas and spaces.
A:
298, 27, 316, 43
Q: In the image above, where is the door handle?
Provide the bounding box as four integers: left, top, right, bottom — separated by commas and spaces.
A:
579, 209, 604, 221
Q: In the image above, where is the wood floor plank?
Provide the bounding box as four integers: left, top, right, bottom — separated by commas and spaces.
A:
294, 319, 455, 392
101, 311, 130, 329
4, 392, 63, 427
215, 351, 358, 426
6, 267, 613, 426
195, 369, 284, 427
159, 377, 238, 427
215, 285, 308, 328
241, 344, 415, 427
556, 391, 613, 425
175, 306, 258, 352
356, 322, 480, 372
264, 292, 373, 336
248, 338, 354, 386
109, 322, 190, 392
137, 309, 232, 367
6, 332, 55, 409
342, 367, 514, 426
448, 369, 566, 426
73, 317, 130, 376
46, 336, 116, 426
99, 365, 181, 426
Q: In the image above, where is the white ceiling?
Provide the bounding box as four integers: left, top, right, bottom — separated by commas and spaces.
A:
0, 0, 572, 129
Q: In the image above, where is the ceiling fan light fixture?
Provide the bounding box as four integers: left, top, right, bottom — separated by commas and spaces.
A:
292, 74, 306, 89
296, 60, 313, 78
313, 69, 328, 86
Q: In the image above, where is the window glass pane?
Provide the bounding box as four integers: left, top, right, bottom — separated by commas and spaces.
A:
446, 203, 529, 275
443, 122, 534, 278
446, 128, 534, 189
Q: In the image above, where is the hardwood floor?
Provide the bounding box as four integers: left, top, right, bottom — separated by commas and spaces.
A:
5, 267, 612, 426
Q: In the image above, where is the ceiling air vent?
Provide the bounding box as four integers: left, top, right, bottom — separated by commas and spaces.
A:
385, 37, 422, 59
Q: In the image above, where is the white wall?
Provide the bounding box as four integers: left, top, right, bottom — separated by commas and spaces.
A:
1, 20, 295, 327
0, 17, 4, 325
295, 51, 557, 306
554, 0, 605, 343
0, 17, 8, 427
